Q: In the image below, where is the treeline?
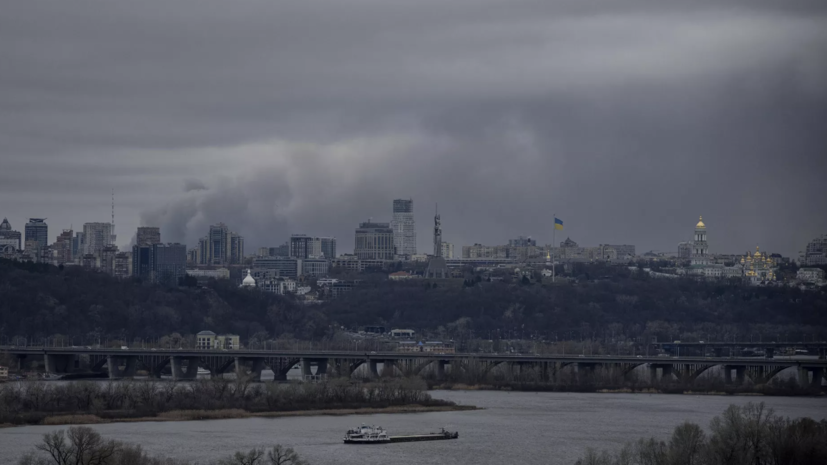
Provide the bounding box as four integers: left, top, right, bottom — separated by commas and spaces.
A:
1, 258, 825, 343
0, 377, 445, 426
18, 426, 307, 465
574, 402, 827, 465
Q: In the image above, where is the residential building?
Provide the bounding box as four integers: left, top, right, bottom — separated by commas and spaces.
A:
800, 234, 827, 266
113, 252, 131, 279
0, 218, 22, 251
82, 222, 114, 256
355, 221, 395, 260
136, 227, 161, 246
391, 199, 416, 256
258, 277, 297, 295
315, 236, 337, 259
797, 268, 825, 284
390, 329, 415, 338
100, 244, 119, 274
606, 244, 635, 259
53, 229, 74, 265
330, 280, 361, 297
24, 218, 48, 251
150, 243, 187, 285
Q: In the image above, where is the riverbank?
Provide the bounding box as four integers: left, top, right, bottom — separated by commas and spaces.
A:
0, 404, 478, 429
429, 381, 825, 397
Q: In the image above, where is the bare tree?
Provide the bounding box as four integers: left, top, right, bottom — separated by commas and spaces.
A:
266, 446, 307, 465
33, 427, 117, 465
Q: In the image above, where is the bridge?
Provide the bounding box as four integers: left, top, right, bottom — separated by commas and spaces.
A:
3, 346, 825, 387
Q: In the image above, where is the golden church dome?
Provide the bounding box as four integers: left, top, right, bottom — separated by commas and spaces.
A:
754, 246, 761, 258
696, 216, 706, 229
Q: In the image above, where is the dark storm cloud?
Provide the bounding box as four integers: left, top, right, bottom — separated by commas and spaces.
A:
1, 0, 825, 255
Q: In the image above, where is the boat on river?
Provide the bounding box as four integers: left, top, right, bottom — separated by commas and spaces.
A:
344, 425, 458, 444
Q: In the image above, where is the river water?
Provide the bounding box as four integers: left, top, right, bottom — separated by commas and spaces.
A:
0, 391, 824, 465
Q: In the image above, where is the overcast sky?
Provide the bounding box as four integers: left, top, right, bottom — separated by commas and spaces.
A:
2, 0, 826, 257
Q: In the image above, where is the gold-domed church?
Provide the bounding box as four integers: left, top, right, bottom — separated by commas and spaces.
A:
741, 246, 776, 283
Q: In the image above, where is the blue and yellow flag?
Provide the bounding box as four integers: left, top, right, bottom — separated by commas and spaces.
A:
554, 217, 564, 230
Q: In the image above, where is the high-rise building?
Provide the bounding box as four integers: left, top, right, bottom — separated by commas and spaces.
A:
151, 243, 187, 285
426, 210, 448, 278
198, 223, 244, 265
800, 234, 827, 266
290, 234, 313, 259
391, 199, 416, 257
53, 229, 74, 264
0, 218, 22, 252
132, 245, 153, 281
72, 232, 85, 261
82, 222, 114, 256
136, 227, 161, 246
355, 221, 395, 260
100, 244, 119, 274
440, 242, 454, 259
691, 216, 709, 266
24, 218, 48, 251
114, 252, 131, 279
315, 237, 337, 259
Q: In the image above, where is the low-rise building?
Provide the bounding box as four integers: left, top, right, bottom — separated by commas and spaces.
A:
396, 341, 455, 353
797, 268, 825, 284
389, 271, 413, 280
196, 331, 240, 350
390, 329, 415, 338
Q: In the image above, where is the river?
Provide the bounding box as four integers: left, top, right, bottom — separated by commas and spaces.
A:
0, 391, 824, 465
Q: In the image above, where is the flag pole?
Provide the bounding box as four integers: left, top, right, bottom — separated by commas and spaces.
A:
552, 213, 556, 283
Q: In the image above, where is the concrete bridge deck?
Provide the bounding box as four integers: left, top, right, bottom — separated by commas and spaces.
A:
3, 346, 825, 386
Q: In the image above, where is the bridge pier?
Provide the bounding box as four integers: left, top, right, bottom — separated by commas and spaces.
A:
435, 360, 447, 380
798, 367, 825, 388
171, 356, 200, 381
106, 355, 138, 379
44, 354, 77, 374
723, 365, 746, 385
235, 357, 264, 381
368, 360, 380, 377
765, 348, 775, 359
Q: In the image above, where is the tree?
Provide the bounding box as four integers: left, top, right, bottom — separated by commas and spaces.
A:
668, 422, 706, 465
266, 446, 308, 465
32, 427, 118, 465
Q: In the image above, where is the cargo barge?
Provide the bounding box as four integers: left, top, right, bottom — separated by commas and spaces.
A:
343, 425, 459, 444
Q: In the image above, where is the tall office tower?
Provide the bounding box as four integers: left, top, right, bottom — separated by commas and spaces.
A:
391, 199, 416, 257
433, 209, 442, 257
229, 233, 244, 264
208, 223, 229, 265
290, 234, 313, 259
24, 218, 48, 250
677, 241, 692, 260
53, 229, 74, 264
316, 236, 337, 259
354, 221, 395, 260
82, 222, 114, 256
136, 227, 161, 246
72, 232, 85, 260
132, 244, 153, 280
0, 218, 22, 252
197, 223, 244, 265
151, 243, 187, 285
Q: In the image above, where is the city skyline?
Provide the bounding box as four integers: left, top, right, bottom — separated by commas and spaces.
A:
1, 1, 825, 258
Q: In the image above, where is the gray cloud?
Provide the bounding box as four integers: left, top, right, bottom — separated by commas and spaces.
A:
1, 0, 826, 256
